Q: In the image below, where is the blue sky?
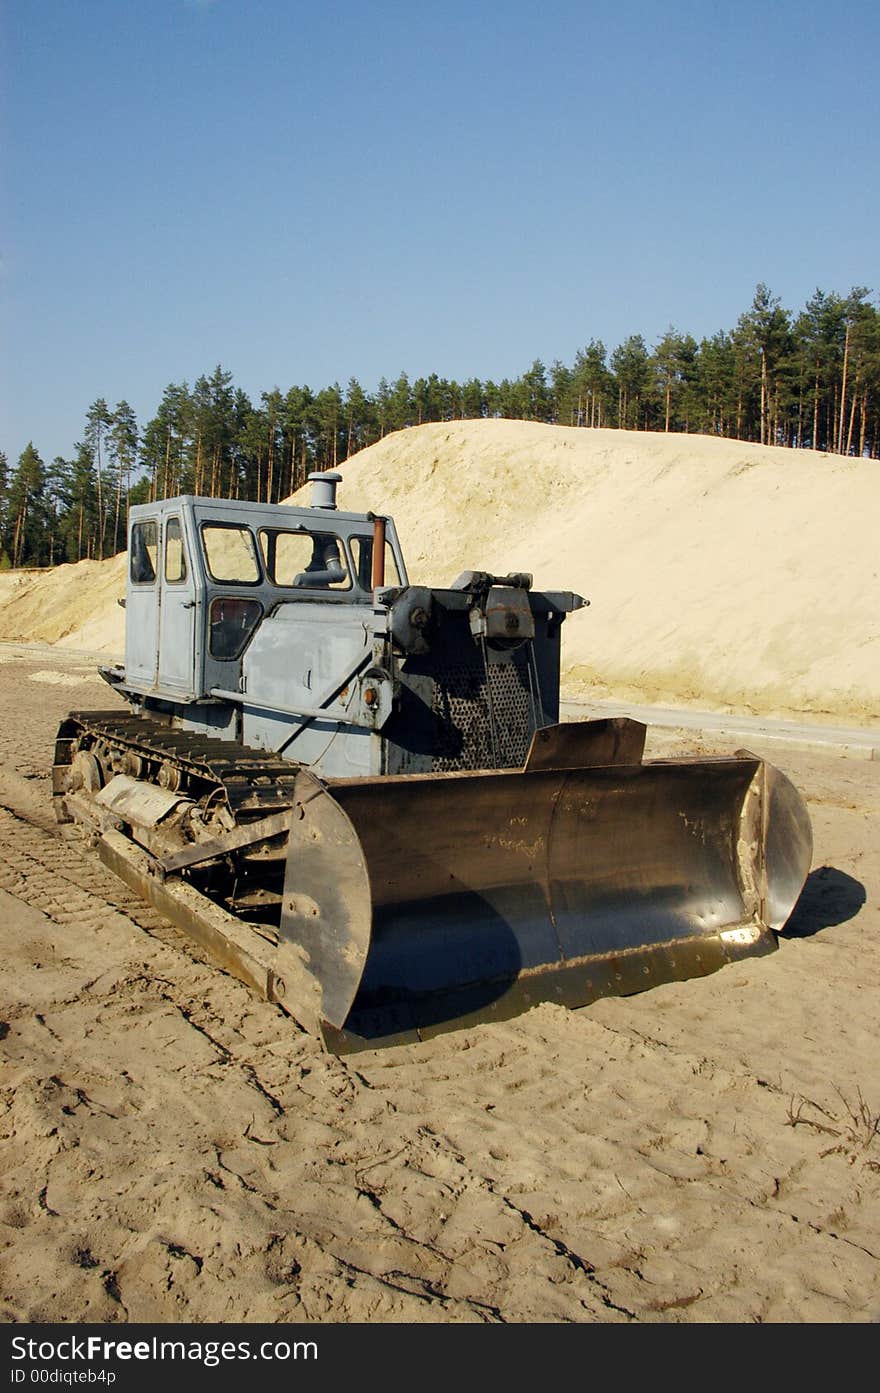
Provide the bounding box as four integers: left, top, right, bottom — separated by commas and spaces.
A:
2, 0, 878, 466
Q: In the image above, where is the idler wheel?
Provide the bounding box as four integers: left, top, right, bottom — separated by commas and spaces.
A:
69, 750, 103, 793
122, 750, 145, 778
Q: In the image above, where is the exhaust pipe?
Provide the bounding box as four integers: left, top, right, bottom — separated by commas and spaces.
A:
308, 470, 342, 509
371, 515, 386, 590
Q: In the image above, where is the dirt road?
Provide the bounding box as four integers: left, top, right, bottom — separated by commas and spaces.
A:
1, 645, 878, 1323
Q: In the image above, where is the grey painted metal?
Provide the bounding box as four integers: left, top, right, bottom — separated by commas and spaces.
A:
238, 599, 382, 774
124, 495, 408, 710
308, 471, 343, 509
157, 510, 197, 694
125, 559, 160, 688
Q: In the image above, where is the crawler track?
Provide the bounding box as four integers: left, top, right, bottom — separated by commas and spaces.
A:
54, 709, 303, 821
52, 709, 313, 941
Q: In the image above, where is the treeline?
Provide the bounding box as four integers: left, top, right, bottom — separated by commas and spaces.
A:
2, 283, 878, 569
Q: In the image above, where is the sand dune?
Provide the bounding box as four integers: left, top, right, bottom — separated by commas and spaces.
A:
285, 422, 879, 725
1, 421, 877, 725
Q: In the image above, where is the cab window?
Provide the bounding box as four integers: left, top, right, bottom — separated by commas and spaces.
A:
202, 524, 261, 584
259, 529, 350, 590
208, 597, 263, 660
350, 535, 402, 591
164, 516, 188, 584
130, 521, 158, 584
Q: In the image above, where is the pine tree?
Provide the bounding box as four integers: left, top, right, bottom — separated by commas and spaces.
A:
108, 401, 139, 553
58, 443, 99, 561
343, 378, 374, 458
735, 285, 792, 445
84, 399, 112, 559
283, 386, 314, 494
611, 336, 649, 429
0, 450, 8, 563
140, 384, 191, 500
652, 328, 697, 432
572, 342, 611, 427
7, 443, 47, 567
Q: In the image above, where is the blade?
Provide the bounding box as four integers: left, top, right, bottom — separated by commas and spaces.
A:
281, 754, 811, 1052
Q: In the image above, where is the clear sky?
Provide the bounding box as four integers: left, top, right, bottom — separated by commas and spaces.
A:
2, 0, 878, 466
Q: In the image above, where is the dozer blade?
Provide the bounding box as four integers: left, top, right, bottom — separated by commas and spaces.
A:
279, 741, 812, 1053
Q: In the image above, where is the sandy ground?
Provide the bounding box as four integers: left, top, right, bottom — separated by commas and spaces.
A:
1, 645, 878, 1324
1, 423, 878, 726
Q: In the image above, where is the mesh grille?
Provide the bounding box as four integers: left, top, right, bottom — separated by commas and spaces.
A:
431, 659, 533, 771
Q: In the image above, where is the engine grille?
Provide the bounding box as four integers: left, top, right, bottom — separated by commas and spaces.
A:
431, 658, 534, 771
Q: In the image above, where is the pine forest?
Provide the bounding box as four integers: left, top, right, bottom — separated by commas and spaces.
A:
3, 284, 879, 570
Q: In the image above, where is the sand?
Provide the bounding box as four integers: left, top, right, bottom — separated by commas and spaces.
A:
1, 422, 877, 725
0, 649, 878, 1324
1, 422, 878, 1325
0, 555, 127, 657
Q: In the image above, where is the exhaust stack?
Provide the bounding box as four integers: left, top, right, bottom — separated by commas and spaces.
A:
308, 470, 342, 509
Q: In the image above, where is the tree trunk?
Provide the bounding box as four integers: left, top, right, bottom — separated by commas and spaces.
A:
12, 505, 25, 567
829, 385, 837, 454
95, 445, 104, 561
845, 380, 858, 457
812, 363, 820, 449
759, 349, 767, 446
113, 460, 123, 555
837, 322, 850, 454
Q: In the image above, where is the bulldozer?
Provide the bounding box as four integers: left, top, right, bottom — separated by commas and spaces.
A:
53, 471, 813, 1053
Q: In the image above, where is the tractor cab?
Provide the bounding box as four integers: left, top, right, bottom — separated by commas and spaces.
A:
121, 479, 406, 710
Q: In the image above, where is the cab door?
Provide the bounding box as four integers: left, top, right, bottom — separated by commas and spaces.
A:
157, 514, 196, 696
125, 517, 160, 688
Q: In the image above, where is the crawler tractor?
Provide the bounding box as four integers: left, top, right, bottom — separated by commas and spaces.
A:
54, 472, 812, 1052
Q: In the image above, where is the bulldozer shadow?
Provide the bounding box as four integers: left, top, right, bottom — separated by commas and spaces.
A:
347, 892, 530, 1043
781, 867, 866, 939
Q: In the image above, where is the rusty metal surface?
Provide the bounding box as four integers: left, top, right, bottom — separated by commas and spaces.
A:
95, 773, 191, 827
525, 717, 647, 770
738, 750, 814, 930
157, 808, 295, 878
291, 755, 812, 1050
279, 769, 372, 1035
97, 828, 287, 1006
321, 927, 779, 1055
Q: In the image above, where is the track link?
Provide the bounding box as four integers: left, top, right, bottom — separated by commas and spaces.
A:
55, 709, 303, 820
